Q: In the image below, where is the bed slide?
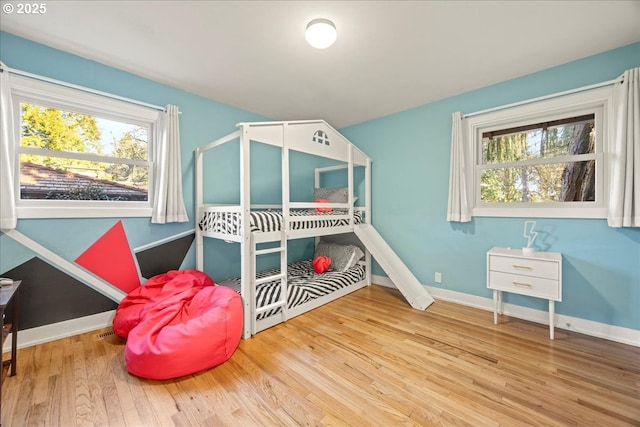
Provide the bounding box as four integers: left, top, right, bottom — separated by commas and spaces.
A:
354, 224, 435, 310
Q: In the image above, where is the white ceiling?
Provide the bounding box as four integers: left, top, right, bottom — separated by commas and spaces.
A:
2, 1, 639, 128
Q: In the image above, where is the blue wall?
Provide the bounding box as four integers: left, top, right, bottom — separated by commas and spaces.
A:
1, 31, 638, 333
341, 42, 640, 331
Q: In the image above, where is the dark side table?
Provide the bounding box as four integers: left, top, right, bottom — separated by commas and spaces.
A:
0, 280, 21, 427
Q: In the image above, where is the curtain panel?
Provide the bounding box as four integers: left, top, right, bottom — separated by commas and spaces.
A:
447, 111, 472, 222
608, 67, 640, 228
0, 62, 17, 230
152, 104, 189, 224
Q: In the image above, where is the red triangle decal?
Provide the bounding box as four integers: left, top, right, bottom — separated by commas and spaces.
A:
76, 221, 140, 293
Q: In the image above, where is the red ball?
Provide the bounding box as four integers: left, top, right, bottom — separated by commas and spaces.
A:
314, 198, 332, 212
313, 255, 331, 273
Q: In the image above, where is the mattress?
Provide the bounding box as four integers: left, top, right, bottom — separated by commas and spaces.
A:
199, 209, 362, 235
219, 259, 366, 320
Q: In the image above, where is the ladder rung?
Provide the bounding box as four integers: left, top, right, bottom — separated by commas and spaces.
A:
256, 300, 286, 315
255, 246, 284, 256
255, 273, 285, 285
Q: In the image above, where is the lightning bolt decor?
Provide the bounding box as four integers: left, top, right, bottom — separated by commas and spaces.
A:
523, 221, 538, 254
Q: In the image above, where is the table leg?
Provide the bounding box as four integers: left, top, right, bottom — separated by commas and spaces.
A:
493, 290, 498, 324
10, 291, 18, 376
549, 300, 555, 340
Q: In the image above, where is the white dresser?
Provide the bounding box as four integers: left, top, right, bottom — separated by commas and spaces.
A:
486, 247, 562, 339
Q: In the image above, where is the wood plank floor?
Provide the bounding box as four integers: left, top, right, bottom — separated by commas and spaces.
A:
2, 285, 639, 426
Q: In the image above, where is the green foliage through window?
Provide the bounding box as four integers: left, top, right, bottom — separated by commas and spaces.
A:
480, 115, 595, 204
19, 102, 149, 201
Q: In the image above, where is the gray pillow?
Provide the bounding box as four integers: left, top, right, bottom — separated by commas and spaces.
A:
314, 242, 365, 272
314, 187, 349, 204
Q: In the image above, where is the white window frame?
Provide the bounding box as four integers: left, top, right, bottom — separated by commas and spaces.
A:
466, 86, 614, 219
10, 75, 160, 219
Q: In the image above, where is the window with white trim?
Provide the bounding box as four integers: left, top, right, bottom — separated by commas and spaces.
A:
11, 75, 160, 218
466, 86, 613, 218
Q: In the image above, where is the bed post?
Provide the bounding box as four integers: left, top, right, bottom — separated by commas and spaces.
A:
280, 123, 290, 322
348, 145, 354, 225
195, 148, 204, 271
365, 157, 372, 286
240, 125, 252, 339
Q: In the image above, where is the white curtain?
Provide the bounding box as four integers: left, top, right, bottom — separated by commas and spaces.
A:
447, 111, 471, 222
151, 104, 188, 224
0, 62, 17, 230
608, 67, 640, 228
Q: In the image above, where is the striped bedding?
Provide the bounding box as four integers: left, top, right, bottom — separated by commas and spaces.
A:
199, 209, 362, 235
219, 259, 366, 320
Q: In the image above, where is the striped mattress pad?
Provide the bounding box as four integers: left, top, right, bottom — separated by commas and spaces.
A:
199, 209, 362, 235
219, 259, 366, 320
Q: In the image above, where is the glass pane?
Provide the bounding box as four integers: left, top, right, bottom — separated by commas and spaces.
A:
480, 160, 595, 203
20, 156, 148, 201
20, 102, 148, 160
482, 115, 594, 165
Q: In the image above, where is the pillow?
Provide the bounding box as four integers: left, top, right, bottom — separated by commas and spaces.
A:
314, 242, 365, 272
313, 188, 358, 213
314, 187, 349, 204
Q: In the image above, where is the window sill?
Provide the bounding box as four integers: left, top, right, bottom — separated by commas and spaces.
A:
472, 206, 607, 219
17, 206, 152, 219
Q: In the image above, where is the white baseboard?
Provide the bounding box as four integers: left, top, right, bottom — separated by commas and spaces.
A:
372, 275, 640, 347
3, 310, 116, 352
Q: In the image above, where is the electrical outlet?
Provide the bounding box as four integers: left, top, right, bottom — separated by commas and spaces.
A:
435, 272, 442, 284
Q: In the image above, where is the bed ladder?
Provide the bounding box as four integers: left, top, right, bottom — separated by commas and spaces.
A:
251, 232, 288, 334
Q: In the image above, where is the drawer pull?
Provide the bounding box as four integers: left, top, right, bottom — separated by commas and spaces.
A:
512, 281, 532, 288
513, 264, 533, 270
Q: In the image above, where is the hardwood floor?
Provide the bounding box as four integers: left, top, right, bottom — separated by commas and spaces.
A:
2, 285, 639, 426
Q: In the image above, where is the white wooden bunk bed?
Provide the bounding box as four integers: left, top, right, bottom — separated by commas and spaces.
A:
195, 120, 373, 338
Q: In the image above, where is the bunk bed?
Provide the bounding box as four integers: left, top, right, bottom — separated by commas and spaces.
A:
195, 120, 372, 338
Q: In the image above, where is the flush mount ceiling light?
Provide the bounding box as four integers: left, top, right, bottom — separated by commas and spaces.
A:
305, 18, 337, 49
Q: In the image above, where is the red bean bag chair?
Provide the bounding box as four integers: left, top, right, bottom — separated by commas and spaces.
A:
113, 269, 242, 380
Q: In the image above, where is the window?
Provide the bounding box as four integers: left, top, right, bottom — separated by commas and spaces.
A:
466, 86, 613, 218
481, 114, 596, 203
10, 75, 160, 218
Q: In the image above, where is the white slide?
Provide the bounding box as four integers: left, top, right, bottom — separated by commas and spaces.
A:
354, 224, 435, 310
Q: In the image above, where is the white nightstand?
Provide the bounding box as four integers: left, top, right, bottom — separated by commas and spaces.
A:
487, 247, 562, 339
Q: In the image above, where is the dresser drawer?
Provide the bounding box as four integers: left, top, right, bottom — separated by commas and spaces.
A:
488, 255, 559, 280
488, 271, 560, 300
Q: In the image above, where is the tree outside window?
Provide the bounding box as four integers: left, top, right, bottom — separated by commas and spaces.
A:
19, 102, 149, 201
479, 115, 595, 204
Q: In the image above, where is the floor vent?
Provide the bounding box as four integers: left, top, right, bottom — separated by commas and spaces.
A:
93, 329, 116, 341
